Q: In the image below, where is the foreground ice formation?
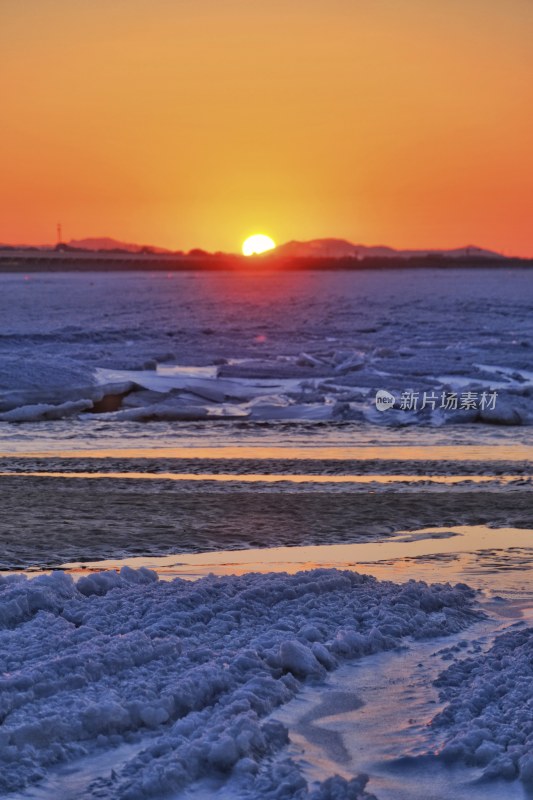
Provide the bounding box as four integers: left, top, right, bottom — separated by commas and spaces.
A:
433, 624, 533, 783
0, 567, 480, 798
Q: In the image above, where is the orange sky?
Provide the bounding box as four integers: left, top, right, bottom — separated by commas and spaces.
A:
1, 0, 532, 255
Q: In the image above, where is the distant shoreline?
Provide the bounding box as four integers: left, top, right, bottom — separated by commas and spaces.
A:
0, 251, 531, 272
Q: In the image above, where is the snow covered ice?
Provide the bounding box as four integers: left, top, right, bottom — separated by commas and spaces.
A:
433, 624, 533, 782
0, 567, 481, 798
0, 268, 531, 799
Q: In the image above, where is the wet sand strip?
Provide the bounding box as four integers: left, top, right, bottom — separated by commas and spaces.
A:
0, 475, 531, 570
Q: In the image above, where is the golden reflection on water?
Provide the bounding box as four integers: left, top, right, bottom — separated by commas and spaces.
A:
15, 525, 532, 598
0, 444, 531, 461
0, 471, 526, 485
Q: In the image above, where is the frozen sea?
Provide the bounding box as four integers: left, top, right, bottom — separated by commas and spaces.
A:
0, 267, 532, 799
0, 267, 531, 441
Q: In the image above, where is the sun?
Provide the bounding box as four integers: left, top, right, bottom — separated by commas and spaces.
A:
242, 233, 276, 256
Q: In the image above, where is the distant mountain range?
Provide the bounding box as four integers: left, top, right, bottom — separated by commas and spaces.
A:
67, 237, 506, 259
0, 237, 174, 254
274, 238, 505, 259
0, 236, 506, 259
66, 237, 173, 254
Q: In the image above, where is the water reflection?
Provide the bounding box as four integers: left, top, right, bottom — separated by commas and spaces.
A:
0, 470, 527, 485
18, 525, 533, 599
1, 444, 531, 460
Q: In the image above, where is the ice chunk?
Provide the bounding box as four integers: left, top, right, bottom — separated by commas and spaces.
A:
279, 639, 324, 678
0, 398, 93, 422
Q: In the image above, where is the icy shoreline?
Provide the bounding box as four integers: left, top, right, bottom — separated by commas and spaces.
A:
0, 567, 482, 798
0, 354, 531, 426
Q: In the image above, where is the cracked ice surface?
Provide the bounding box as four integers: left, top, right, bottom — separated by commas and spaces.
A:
0, 270, 532, 427
0, 567, 481, 798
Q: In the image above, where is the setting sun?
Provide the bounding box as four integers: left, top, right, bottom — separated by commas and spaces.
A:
242, 234, 276, 257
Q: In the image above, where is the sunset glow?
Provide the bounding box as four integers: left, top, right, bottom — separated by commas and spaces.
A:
0, 1, 532, 255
